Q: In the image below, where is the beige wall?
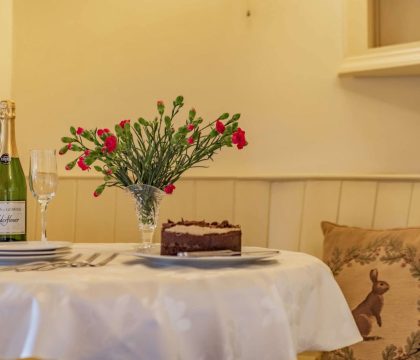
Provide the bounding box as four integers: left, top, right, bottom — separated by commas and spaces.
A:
0, 0, 12, 99
9, 0, 420, 178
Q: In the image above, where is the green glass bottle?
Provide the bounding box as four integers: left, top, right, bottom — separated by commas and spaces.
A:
0, 100, 27, 241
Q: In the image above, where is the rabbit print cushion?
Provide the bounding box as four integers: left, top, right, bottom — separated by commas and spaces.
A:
321, 221, 420, 360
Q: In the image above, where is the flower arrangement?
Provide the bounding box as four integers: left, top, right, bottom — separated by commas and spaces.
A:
59, 96, 247, 197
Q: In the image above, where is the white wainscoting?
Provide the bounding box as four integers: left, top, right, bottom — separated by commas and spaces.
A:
28, 175, 420, 259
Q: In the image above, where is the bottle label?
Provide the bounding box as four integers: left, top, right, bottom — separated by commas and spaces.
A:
0, 153, 10, 165
0, 201, 26, 234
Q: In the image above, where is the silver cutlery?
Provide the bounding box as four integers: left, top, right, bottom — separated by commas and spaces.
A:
0, 252, 119, 272
35, 253, 99, 270
89, 253, 119, 267
70, 253, 101, 268
13, 253, 83, 272
176, 249, 280, 257
0, 260, 51, 272
33, 253, 95, 271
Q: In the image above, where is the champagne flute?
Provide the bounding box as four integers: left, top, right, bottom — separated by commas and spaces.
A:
29, 150, 58, 242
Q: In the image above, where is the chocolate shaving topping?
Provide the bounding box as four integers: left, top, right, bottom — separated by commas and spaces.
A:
163, 219, 240, 229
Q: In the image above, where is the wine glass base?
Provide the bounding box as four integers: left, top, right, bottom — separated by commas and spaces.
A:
135, 242, 155, 253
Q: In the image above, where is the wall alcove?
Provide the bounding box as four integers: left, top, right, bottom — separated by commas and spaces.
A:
339, 0, 420, 77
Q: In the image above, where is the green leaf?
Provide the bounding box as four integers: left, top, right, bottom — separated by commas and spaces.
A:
210, 129, 218, 137
65, 159, 77, 170
58, 145, 69, 155
172, 132, 184, 144
224, 137, 233, 146
82, 131, 94, 141
84, 156, 95, 166
175, 96, 184, 105
219, 113, 229, 120
70, 126, 76, 136
232, 113, 241, 121
61, 136, 74, 143
94, 165, 103, 172
177, 125, 188, 134
188, 108, 196, 121
134, 122, 141, 132
224, 125, 233, 135
164, 116, 171, 127
71, 145, 83, 151
138, 117, 148, 126
115, 125, 123, 136
157, 101, 165, 115
124, 124, 131, 135
93, 184, 106, 197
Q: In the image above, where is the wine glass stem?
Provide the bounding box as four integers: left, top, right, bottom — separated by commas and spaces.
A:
39, 200, 49, 242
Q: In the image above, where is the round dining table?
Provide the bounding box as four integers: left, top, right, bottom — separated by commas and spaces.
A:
0, 243, 361, 360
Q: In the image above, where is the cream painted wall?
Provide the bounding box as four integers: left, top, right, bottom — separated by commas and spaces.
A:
0, 0, 12, 99
9, 0, 420, 177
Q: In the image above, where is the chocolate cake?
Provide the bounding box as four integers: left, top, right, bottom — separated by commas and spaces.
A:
161, 220, 241, 256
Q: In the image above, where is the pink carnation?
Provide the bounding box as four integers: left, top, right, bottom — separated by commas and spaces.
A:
104, 135, 117, 153
77, 157, 90, 171
164, 184, 175, 194
215, 120, 225, 134
232, 128, 247, 150
119, 119, 130, 128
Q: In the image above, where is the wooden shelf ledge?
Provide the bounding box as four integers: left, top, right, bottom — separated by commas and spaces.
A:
338, 41, 420, 77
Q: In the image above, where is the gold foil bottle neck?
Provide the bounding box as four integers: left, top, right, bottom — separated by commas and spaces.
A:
0, 100, 16, 120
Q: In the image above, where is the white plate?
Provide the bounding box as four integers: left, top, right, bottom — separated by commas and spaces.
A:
0, 241, 72, 251
0, 248, 72, 256
0, 253, 71, 263
131, 246, 280, 266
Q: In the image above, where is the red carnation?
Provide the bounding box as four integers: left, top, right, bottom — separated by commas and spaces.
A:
106, 169, 113, 175
232, 128, 247, 150
77, 157, 90, 171
76, 127, 84, 135
84, 149, 91, 156
187, 136, 194, 144
104, 128, 110, 133
215, 120, 225, 134
164, 184, 176, 194
187, 124, 195, 131
97, 129, 104, 136
65, 164, 71, 170
67, 143, 73, 149
157, 100, 164, 107
119, 119, 130, 128
104, 134, 117, 153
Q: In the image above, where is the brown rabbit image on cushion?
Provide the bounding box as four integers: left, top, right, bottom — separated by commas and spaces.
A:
352, 269, 390, 341
322, 222, 419, 360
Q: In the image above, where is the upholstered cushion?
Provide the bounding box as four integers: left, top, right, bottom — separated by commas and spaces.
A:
321, 221, 420, 360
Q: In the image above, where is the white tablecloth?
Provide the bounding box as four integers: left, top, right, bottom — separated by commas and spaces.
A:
0, 243, 361, 360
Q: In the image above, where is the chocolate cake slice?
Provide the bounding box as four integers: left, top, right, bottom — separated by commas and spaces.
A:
161, 220, 241, 256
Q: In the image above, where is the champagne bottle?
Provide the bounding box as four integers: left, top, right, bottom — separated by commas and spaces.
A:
0, 100, 27, 241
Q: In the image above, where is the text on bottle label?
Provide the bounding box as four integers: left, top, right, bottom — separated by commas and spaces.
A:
0, 201, 25, 234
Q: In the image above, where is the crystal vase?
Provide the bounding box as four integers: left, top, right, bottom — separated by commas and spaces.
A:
126, 184, 165, 250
